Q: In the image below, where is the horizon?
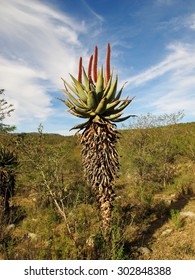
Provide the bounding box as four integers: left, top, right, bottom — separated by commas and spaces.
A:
5, 118, 195, 136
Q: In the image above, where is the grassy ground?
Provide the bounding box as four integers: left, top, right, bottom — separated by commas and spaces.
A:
0, 121, 195, 259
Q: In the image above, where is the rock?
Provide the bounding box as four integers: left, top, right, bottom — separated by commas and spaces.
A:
6, 224, 15, 232
164, 194, 177, 206
86, 235, 95, 248
138, 247, 152, 255
164, 199, 173, 206
27, 232, 38, 241
160, 228, 173, 237
180, 211, 195, 221
170, 194, 177, 199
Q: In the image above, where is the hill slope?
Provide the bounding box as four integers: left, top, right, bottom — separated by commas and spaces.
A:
0, 122, 195, 259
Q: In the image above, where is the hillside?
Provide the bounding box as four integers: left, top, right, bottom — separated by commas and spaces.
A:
0, 121, 195, 259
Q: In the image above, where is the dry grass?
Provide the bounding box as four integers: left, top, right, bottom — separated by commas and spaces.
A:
130, 195, 195, 260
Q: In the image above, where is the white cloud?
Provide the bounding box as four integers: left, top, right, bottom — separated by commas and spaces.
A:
0, 56, 52, 124
0, 0, 87, 129
124, 42, 195, 119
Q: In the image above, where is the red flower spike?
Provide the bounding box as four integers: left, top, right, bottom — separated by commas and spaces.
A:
78, 57, 82, 83
93, 46, 98, 83
88, 54, 93, 84
106, 43, 111, 84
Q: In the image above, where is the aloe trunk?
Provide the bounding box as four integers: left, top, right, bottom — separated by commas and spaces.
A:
80, 117, 119, 233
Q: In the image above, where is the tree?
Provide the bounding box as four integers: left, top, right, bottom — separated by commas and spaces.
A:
59, 44, 135, 238
0, 89, 16, 133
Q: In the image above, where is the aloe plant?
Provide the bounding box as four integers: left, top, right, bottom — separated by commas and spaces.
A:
0, 147, 18, 220
59, 44, 135, 236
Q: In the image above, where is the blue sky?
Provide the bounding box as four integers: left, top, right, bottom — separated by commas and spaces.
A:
1, 0, 195, 135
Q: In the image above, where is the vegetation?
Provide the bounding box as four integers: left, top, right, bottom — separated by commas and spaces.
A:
0, 147, 18, 222
0, 113, 194, 260
0, 58, 194, 260
0, 89, 16, 133
0, 89, 18, 223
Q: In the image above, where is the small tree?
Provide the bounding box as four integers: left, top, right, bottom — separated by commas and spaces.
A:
0, 89, 16, 133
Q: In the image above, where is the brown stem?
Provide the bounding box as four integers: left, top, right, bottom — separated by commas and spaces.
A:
40, 170, 77, 246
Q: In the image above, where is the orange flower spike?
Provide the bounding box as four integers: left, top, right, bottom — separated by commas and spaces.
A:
106, 43, 111, 84
93, 46, 98, 83
88, 54, 93, 84
78, 57, 82, 83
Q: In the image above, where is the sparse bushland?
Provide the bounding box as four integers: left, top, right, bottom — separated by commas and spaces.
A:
0, 114, 195, 260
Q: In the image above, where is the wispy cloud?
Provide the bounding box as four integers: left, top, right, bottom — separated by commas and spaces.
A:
156, 11, 195, 33
0, 0, 87, 130
126, 43, 192, 86
81, 0, 104, 23
156, 0, 175, 5
124, 42, 195, 120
